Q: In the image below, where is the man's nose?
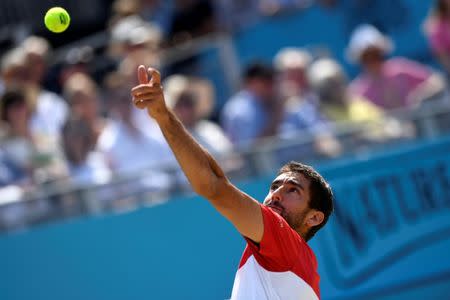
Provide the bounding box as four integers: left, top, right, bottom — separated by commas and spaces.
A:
271, 187, 283, 203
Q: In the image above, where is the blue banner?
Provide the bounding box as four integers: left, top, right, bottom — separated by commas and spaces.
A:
314, 136, 450, 299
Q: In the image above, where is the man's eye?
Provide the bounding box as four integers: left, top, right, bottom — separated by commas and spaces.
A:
289, 187, 298, 193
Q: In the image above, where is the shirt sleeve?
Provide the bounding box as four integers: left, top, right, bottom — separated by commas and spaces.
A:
244, 204, 306, 272
221, 102, 260, 146
224, 113, 259, 145
396, 59, 432, 82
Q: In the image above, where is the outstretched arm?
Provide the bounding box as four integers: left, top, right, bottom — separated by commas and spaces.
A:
131, 65, 264, 242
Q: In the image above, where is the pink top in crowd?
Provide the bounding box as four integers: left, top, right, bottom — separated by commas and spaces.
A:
349, 57, 432, 109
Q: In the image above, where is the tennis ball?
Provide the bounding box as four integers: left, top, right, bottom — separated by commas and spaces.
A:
44, 7, 70, 33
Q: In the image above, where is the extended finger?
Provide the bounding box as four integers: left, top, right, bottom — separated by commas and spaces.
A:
137, 65, 149, 84
148, 68, 161, 86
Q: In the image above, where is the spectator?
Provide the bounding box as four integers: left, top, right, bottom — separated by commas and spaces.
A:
164, 74, 234, 160
308, 58, 401, 143
59, 117, 115, 212
61, 118, 112, 204
97, 71, 175, 174
21, 36, 69, 139
274, 48, 341, 159
0, 88, 39, 184
59, 45, 95, 88
108, 15, 162, 62
116, 49, 167, 145
273, 47, 313, 100
273, 47, 327, 134
309, 58, 383, 124
1, 43, 67, 179
63, 72, 109, 145
109, 0, 140, 21
348, 24, 446, 110
99, 71, 173, 195
424, 0, 450, 78
109, 0, 172, 36
221, 62, 281, 147
0, 47, 28, 89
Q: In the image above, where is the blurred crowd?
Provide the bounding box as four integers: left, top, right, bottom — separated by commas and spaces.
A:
0, 0, 450, 209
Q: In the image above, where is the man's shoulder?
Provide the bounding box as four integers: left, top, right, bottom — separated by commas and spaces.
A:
222, 91, 260, 121
224, 90, 257, 108
385, 57, 429, 75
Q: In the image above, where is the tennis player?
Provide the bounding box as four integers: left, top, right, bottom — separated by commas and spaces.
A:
131, 65, 333, 300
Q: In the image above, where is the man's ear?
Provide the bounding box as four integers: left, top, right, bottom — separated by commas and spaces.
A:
305, 210, 324, 228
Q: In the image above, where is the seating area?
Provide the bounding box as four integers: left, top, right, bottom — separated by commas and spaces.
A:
0, 0, 449, 231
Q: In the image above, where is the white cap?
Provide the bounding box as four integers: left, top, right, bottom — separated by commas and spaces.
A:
273, 47, 312, 71
111, 16, 161, 47
346, 24, 393, 63
308, 58, 345, 90
163, 75, 214, 119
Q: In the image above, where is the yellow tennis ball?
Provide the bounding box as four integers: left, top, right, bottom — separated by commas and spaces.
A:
44, 7, 70, 33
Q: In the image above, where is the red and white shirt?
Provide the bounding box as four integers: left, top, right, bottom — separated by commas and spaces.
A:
230, 204, 320, 300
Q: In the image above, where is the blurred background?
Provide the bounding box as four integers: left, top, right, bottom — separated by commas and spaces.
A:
1, 0, 450, 299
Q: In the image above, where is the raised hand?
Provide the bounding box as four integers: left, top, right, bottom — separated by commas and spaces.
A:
131, 65, 168, 119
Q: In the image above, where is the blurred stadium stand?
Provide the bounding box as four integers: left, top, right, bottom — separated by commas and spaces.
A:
1, 98, 449, 231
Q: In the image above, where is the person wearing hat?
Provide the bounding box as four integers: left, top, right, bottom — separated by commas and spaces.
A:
309, 58, 383, 124
308, 58, 405, 143
274, 49, 341, 160
347, 24, 446, 110
273, 47, 313, 101
164, 74, 233, 160
21, 36, 69, 140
